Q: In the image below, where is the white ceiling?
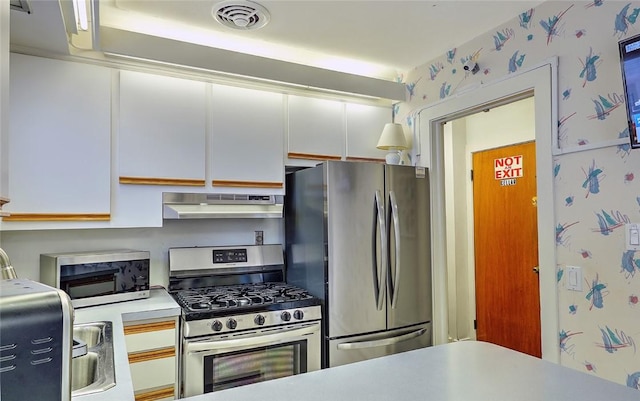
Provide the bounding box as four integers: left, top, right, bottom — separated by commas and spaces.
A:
10, 0, 543, 81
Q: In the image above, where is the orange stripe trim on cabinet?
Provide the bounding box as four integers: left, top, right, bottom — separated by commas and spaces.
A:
2, 213, 111, 222
287, 152, 342, 161
119, 176, 206, 186
134, 386, 175, 401
123, 320, 176, 335
345, 156, 385, 163
128, 347, 176, 364
212, 180, 283, 189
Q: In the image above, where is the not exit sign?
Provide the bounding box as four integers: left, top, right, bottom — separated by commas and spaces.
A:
494, 155, 523, 180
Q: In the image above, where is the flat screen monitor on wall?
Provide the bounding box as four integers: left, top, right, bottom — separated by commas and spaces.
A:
619, 33, 640, 149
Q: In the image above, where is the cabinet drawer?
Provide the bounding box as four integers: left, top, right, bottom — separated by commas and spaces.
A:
124, 320, 176, 353
129, 354, 176, 392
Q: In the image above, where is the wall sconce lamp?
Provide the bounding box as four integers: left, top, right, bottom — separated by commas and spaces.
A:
377, 123, 408, 165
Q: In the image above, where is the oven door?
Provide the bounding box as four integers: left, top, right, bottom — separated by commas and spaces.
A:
182, 321, 321, 398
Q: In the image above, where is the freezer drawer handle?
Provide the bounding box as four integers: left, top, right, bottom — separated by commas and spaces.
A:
336, 328, 427, 350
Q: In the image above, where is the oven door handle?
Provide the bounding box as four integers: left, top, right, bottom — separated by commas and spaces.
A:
336, 328, 427, 350
185, 323, 320, 354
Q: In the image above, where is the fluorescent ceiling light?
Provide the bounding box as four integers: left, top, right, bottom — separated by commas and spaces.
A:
100, 7, 395, 80
73, 0, 88, 31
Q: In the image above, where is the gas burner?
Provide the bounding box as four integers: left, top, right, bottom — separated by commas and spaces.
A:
189, 302, 212, 311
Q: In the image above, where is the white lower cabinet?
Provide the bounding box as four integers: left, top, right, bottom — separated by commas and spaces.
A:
123, 317, 178, 401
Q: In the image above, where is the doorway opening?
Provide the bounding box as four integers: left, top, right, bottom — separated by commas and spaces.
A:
444, 98, 536, 350
416, 59, 559, 362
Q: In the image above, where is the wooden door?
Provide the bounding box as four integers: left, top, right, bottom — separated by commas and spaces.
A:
472, 141, 541, 357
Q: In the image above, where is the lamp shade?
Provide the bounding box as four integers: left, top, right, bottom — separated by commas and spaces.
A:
376, 123, 408, 150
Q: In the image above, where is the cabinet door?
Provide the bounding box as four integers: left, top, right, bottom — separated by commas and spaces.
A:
4, 54, 111, 228
119, 70, 207, 186
345, 103, 392, 161
210, 84, 284, 193
287, 95, 344, 161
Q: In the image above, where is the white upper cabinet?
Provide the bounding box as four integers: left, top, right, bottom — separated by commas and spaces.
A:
118, 70, 207, 186
3, 54, 111, 229
345, 103, 392, 161
210, 84, 284, 192
287, 95, 344, 162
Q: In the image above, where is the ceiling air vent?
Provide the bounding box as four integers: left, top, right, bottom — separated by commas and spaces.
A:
212, 0, 270, 30
10, 0, 31, 13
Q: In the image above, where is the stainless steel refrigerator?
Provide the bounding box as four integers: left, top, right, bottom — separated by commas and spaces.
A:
285, 160, 432, 368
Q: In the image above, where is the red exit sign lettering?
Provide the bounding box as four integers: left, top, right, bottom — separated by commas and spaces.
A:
494, 155, 523, 180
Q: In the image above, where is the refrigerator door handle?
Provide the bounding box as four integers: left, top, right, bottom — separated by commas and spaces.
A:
336, 328, 427, 350
388, 190, 401, 309
373, 190, 386, 311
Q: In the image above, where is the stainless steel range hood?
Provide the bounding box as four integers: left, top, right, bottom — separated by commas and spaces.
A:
162, 193, 284, 219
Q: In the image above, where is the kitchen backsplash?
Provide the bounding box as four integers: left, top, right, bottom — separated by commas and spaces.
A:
397, 0, 640, 389
0, 219, 283, 288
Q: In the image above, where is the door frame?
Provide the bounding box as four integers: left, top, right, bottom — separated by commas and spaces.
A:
414, 57, 559, 362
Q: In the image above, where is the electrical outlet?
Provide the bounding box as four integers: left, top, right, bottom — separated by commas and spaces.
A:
255, 230, 264, 245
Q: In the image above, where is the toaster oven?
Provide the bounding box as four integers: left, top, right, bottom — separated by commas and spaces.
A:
40, 249, 150, 308
0, 279, 74, 401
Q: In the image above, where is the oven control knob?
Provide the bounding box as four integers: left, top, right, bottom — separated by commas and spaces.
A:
281, 311, 291, 322
254, 314, 266, 325
226, 318, 238, 330
293, 310, 304, 320
211, 320, 223, 332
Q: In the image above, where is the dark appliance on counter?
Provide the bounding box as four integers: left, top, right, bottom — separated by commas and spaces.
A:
619, 33, 640, 149
40, 249, 150, 308
285, 160, 432, 368
168, 244, 322, 398
0, 278, 74, 401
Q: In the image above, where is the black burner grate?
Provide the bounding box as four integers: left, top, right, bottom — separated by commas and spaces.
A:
174, 282, 316, 313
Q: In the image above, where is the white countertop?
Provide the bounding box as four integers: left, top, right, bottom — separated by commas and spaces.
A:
72, 287, 181, 401
184, 341, 639, 401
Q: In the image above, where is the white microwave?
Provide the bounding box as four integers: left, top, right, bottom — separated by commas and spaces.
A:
40, 249, 150, 308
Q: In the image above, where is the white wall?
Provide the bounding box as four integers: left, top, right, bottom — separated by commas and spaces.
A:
400, 0, 640, 386
0, 219, 283, 287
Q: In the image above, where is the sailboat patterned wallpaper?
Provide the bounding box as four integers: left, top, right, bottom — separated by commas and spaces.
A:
397, 0, 640, 389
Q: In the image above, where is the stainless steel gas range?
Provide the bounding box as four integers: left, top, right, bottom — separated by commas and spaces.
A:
168, 244, 322, 398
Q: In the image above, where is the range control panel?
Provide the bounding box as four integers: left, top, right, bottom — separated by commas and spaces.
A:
213, 248, 248, 264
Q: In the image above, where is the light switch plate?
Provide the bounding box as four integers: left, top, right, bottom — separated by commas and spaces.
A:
625, 224, 640, 251
566, 266, 583, 292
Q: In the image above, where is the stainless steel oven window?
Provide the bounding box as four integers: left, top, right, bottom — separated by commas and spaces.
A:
181, 321, 321, 397
203, 341, 307, 392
